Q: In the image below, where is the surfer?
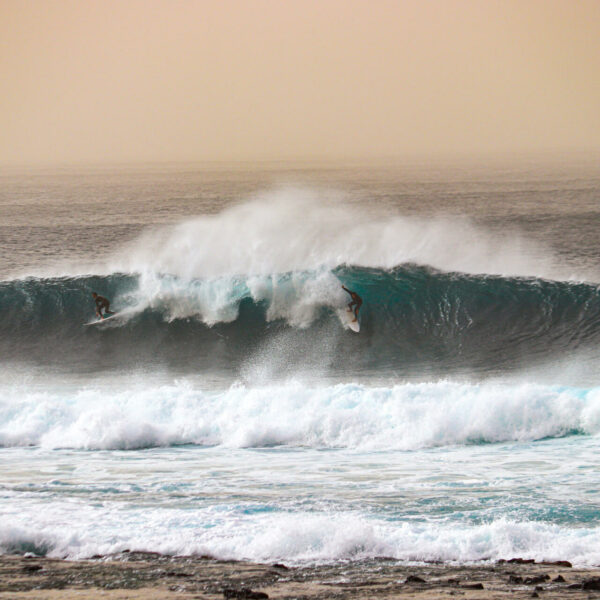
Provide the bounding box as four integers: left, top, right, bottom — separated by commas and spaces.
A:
342, 285, 362, 323
91, 292, 113, 319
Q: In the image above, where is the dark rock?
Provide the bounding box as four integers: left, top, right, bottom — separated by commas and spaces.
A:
461, 583, 484, 590
531, 593, 539, 598
535, 586, 544, 591
552, 575, 565, 583
22, 565, 43, 573
446, 578, 460, 585
582, 578, 600, 591
508, 558, 535, 564
271, 563, 289, 570
165, 571, 192, 577
523, 575, 550, 585
509, 575, 524, 584
567, 583, 583, 589
90, 554, 103, 560
223, 588, 269, 599
538, 560, 572, 568
405, 575, 426, 583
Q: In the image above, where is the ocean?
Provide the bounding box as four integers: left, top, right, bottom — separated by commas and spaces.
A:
1, 158, 600, 566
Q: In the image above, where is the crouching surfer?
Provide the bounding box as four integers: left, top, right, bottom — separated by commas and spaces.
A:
92, 292, 114, 319
342, 285, 362, 323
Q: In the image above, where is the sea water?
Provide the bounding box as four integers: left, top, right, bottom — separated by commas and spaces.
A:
1, 159, 600, 565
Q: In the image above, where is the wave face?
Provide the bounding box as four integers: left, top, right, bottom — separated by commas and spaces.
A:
2, 266, 600, 376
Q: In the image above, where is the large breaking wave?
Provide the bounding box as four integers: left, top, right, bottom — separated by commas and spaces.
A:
1, 265, 600, 376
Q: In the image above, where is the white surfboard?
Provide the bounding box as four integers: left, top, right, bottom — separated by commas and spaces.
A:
344, 309, 360, 333
84, 312, 120, 326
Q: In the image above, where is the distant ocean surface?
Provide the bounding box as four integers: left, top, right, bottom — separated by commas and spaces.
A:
1, 159, 600, 565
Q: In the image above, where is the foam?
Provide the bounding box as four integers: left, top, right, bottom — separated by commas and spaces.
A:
124, 268, 343, 327
2, 514, 600, 566
1, 380, 599, 450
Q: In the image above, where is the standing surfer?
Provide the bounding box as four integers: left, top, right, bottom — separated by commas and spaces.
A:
342, 286, 362, 323
91, 292, 113, 319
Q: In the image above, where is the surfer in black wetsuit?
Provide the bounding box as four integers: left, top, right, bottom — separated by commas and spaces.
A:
342, 286, 362, 323
92, 292, 113, 319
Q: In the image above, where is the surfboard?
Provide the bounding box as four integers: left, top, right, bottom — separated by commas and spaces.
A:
84, 312, 119, 326
345, 309, 360, 333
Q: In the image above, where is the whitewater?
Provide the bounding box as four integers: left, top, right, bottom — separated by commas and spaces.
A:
1, 161, 600, 566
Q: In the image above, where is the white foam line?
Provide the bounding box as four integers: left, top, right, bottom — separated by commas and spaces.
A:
1, 381, 599, 451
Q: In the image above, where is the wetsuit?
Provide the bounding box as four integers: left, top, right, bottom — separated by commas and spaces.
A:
94, 295, 111, 317
342, 286, 362, 321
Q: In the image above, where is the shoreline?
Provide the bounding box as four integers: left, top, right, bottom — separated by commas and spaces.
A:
1, 552, 599, 599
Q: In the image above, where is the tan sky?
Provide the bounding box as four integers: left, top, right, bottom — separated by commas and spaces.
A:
1, 0, 599, 163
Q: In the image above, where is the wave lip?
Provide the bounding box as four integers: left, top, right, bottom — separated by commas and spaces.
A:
1, 381, 599, 451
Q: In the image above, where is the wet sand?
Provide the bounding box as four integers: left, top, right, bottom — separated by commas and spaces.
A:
1, 552, 600, 599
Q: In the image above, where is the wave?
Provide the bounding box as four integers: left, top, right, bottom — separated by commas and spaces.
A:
3, 516, 600, 565
1, 265, 600, 375
1, 380, 599, 450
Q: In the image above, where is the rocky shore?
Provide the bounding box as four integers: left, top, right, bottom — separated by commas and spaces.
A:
1, 551, 600, 599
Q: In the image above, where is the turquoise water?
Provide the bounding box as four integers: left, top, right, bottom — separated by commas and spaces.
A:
2, 432, 599, 563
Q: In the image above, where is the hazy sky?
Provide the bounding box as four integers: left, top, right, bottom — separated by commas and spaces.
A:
1, 0, 599, 163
